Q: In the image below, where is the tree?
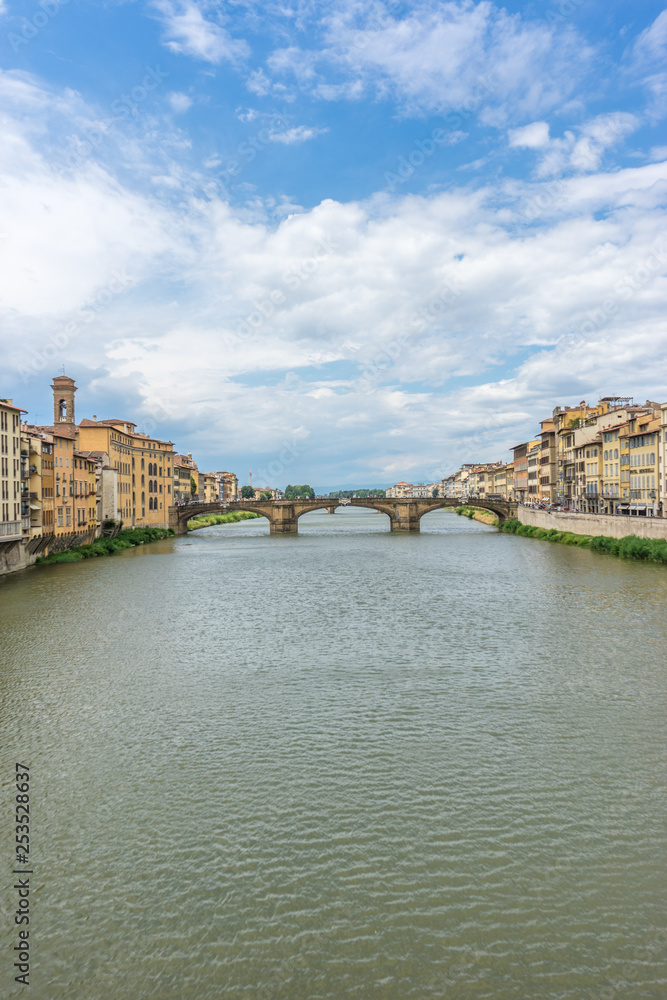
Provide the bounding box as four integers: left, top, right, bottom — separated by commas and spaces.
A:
260, 490, 273, 500
190, 476, 197, 496
240, 485, 255, 499
432, 487, 439, 498
285, 484, 315, 499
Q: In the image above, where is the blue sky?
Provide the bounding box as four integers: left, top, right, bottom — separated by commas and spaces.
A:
0, 0, 666, 489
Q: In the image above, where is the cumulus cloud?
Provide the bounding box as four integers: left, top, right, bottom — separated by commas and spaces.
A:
508, 121, 550, 148
168, 91, 193, 113
514, 112, 641, 177
153, 0, 249, 64
2, 70, 666, 484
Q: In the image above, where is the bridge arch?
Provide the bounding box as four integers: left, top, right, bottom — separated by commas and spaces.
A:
295, 501, 396, 522
296, 502, 395, 529
170, 501, 274, 534
415, 499, 512, 523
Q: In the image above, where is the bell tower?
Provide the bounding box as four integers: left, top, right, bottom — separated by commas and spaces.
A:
51, 375, 77, 428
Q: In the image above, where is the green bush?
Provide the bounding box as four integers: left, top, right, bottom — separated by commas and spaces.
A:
590, 535, 620, 556
504, 524, 667, 566
37, 549, 85, 564
36, 526, 174, 567
187, 511, 261, 529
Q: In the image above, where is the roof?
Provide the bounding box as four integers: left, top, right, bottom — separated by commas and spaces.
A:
78, 418, 173, 445
79, 418, 132, 427
630, 416, 660, 436
29, 423, 76, 439
1, 399, 28, 412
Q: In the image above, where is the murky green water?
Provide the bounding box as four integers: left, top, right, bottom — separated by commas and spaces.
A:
1, 508, 666, 998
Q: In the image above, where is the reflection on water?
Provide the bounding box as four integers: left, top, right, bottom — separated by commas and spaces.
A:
1, 509, 666, 999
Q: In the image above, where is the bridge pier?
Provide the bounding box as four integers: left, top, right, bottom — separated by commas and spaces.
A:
269, 503, 298, 533
169, 508, 188, 534
391, 501, 421, 532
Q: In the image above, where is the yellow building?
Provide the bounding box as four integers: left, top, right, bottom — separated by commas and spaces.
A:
218, 471, 238, 501
174, 453, 197, 504
201, 473, 221, 504
23, 427, 45, 549
511, 441, 540, 502
0, 398, 27, 546
553, 401, 598, 504
490, 462, 513, 500
538, 418, 557, 502
626, 414, 660, 516
78, 417, 175, 527
32, 375, 174, 529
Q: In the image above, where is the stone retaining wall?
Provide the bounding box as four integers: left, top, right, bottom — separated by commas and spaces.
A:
518, 507, 667, 540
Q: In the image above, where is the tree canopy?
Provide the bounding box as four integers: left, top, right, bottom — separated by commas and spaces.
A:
284, 484, 315, 499
327, 489, 385, 498
240, 485, 255, 498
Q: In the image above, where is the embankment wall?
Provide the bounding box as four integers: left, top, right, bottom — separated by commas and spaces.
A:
518, 507, 667, 540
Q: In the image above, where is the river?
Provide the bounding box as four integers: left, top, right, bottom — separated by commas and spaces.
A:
1, 508, 666, 998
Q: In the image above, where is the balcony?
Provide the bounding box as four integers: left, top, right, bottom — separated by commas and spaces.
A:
0, 520, 21, 538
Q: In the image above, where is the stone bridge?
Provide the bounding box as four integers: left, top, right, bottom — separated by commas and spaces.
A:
169, 497, 517, 535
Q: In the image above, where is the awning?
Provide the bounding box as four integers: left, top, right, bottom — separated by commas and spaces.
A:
29, 502, 41, 509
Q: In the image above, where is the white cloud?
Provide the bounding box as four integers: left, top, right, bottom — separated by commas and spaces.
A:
260, 1, 593, 121
268, 125, 328, 144
2, 71, 666, 483
627, 10, 667, 120
168, 91, 193, 113
516, 112, 641, 177
632, 8, 667, 61
508, 121, 550, 148
246, 68, 272, 96
153, 0, 249, 64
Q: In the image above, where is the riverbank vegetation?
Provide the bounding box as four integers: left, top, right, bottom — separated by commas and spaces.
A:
187, 511, 261, 529
500, 519, 667, 564
36, 527, 175, 565
455, 506, 499, 527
